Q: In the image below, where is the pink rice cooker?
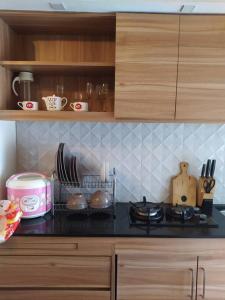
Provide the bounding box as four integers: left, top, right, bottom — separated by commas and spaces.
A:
6, 173, 52, 219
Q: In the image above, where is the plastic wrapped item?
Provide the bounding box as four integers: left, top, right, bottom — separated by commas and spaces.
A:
0, 200, 22, 243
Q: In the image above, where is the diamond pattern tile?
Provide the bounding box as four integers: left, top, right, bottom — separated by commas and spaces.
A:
16, 122, 225, 204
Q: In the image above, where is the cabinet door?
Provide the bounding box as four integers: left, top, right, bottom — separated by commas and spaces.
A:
176, 16, 225, 121
0, 290, 110, 300
198, 255, 225, 300
117, 253, 197, 300
0, 255, 111, 288
115, 13, 179, 120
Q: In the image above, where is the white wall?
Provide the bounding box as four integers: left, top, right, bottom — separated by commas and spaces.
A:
0, 121, 16, 199
1, 0, 225, 13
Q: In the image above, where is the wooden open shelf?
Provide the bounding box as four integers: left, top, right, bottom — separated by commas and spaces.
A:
0, 110, 115, 122
0, 11, 116, 120
0, 11, 116, 34
0, 61, 115, 73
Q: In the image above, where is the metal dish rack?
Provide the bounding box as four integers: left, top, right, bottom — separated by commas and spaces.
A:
52, 168, 116, 218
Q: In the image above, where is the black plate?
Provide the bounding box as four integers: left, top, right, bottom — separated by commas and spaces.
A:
60, 143, 69, 183
56, 144, 63, 182
62, 143, 72, 183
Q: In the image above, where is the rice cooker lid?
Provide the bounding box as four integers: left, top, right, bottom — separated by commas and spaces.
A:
6, 173, 49, 189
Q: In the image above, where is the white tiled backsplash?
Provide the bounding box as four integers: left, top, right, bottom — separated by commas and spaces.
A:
16, 122, 225, 204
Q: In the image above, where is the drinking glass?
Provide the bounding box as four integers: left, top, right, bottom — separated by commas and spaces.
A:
56, 84, 64, 97
86, 82, 94, 99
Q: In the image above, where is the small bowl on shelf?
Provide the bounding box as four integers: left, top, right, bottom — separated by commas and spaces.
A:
89, 190, 112, 209
66, 193, 88, 210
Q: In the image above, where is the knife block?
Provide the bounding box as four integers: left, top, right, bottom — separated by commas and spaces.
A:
197, 177, 215, 207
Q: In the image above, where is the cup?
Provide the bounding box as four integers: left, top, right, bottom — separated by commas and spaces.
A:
42, 95, 67, 111
18, 101, 38, 111
70, 102, 88, 112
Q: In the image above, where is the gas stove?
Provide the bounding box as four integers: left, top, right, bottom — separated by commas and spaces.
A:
129, 197, 218, 228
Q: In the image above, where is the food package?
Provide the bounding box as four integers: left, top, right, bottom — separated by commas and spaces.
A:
0, 200, 22, 243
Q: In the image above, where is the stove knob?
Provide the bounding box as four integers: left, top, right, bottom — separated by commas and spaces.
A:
200, 214, 207, 221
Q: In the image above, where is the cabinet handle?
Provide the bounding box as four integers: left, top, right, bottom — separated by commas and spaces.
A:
189, 268, 194, 299
199, 267, 206, 299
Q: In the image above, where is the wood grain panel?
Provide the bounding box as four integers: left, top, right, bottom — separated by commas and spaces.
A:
0, 18, 21, 60
0, 237, 114, 256
0, 18, 20, 109
0, 67, 13, 109
115, 13, 179, 120
115, 84, 176, 119
116, 13, 179, 62
4, 237, 224, 258
19, 34, 115, 62
176, 15, 225, 121
179, 16, 225, 54
118, 253, 197, 300
176, 87, 225, 121
1, 61, 115, 72
0, 11, 115, 34
198, 255, 225, 300
115, 238, 225, 256
0, 255, 111, 288
0, 290, 110, 300
116, 63, 177, 86
0, 110, 115, 122
178, 63, 225, 88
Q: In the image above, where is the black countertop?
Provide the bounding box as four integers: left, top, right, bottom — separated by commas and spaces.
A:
14, 203, 225, 238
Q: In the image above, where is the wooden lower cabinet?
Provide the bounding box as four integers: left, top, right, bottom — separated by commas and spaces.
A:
0, 237, 112, 300
0, 290, 110, 300
0, 256, 111, 288
197, 255, 225, 300
117, 253, 197, 300
2, 237, 225, 300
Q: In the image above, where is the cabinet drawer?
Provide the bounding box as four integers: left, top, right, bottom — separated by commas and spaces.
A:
0, 237, 113, 256
0, 290, 110, 300
0, 256, 111, 288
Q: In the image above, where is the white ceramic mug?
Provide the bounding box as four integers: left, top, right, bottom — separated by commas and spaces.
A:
70, 102, 88, 112
42, 95, 68, 111
18, 101, 38, 111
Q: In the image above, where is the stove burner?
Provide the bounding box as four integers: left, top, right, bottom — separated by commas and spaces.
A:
166, 205, 195, 221
129, 197, 218, 228
130, 197, 164, 222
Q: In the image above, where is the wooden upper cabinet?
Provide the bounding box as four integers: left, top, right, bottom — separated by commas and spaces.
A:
176, 15, 225, 121
115, 13, 179, 120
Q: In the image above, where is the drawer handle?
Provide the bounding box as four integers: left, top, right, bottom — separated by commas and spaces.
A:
188, 268, 194, 300
199, 267, 206, 299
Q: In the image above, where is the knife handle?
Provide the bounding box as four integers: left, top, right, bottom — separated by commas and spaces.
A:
210, 160, 216, 178
201, 164, 206, 178
205, 160, 211, 178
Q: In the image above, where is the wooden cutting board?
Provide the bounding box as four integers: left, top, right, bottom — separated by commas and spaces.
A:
172, 162, 197, 207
